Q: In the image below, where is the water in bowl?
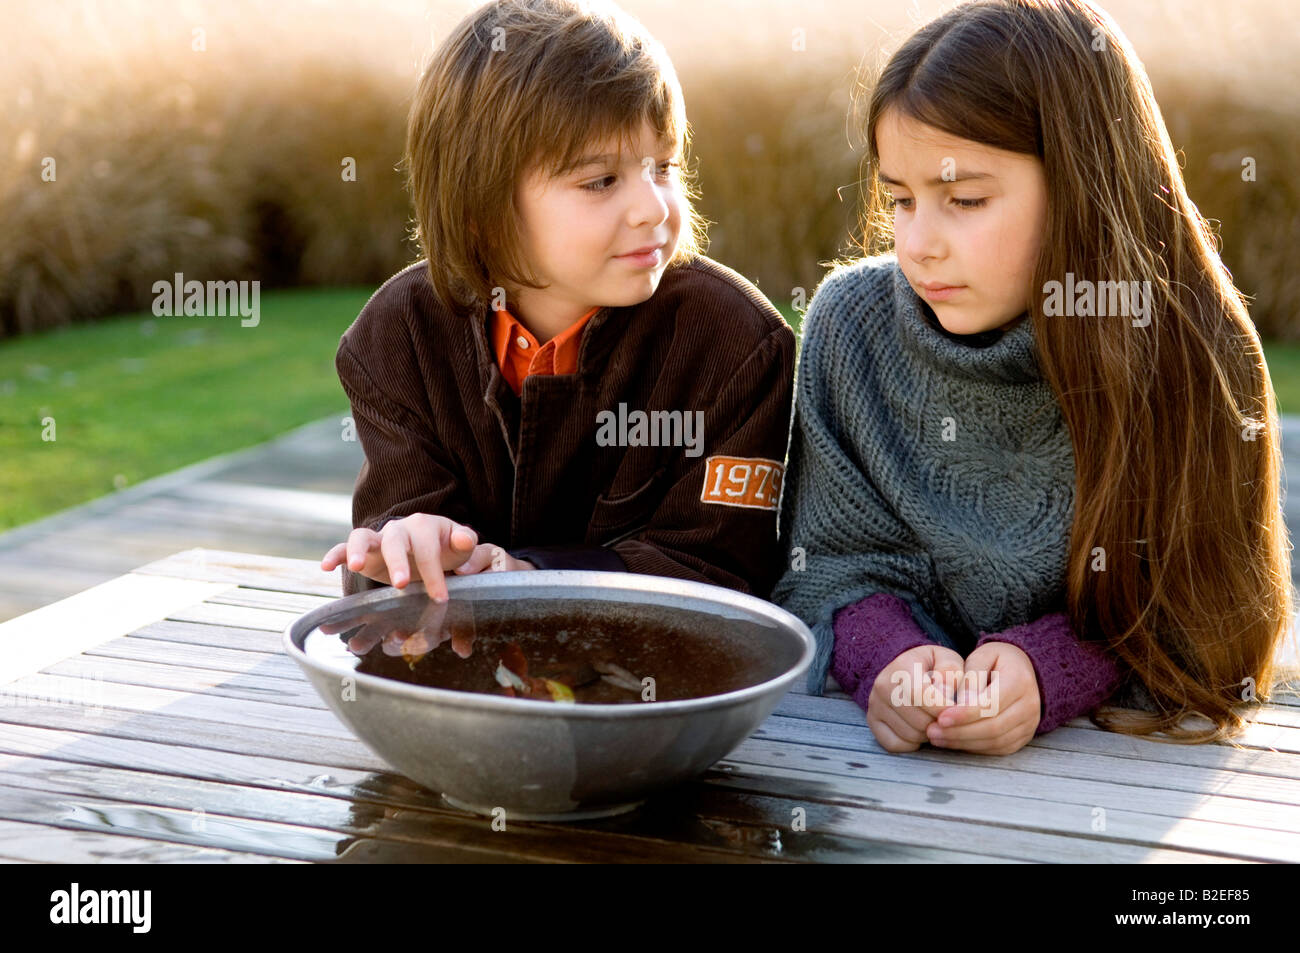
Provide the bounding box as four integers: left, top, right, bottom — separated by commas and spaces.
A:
302, 595, 792, 704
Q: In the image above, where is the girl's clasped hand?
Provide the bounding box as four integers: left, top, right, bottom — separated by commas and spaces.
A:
867, 642, 1042, 756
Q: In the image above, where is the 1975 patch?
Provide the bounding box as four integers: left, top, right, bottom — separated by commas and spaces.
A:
700, 455, 784, 510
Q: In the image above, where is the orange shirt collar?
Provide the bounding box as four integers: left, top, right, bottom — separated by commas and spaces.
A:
490, 304, 600, 395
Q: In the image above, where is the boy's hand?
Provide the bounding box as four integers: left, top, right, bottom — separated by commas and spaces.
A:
452, 544, 536, 575
320, 513, 479, 602
928, 641, 1041, 755
866, 643, 967, 753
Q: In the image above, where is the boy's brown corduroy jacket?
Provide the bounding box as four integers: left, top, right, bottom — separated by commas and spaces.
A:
335, 255, 795, 599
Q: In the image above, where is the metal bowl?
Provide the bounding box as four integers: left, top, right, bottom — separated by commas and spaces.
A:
283, 570, 814, 821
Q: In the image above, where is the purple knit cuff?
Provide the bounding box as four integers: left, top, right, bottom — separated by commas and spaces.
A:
975, 612, 1125, 735
833, 593, 936, 712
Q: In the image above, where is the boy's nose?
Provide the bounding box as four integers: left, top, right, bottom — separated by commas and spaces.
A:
627, 171, 671, 229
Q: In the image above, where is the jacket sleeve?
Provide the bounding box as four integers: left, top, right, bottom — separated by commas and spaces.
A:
335, 338, 476, 598
599, 324, 795, 597
506, 543, 627, 572
974, 613, 1126, 735
769, 275, 945, 694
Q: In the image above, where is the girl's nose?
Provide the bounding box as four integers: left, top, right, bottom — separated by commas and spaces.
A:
902, 207, 944, 263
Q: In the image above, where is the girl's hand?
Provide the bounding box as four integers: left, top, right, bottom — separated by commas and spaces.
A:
866, 643, 967, 752
453, 544, 536, 575
928, 641, 1041, 755
320, 513, 479, 601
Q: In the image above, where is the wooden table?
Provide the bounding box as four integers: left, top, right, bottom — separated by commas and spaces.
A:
0, 548, 1298, 863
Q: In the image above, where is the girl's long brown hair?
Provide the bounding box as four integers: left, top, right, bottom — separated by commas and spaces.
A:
851, 0, 1297, 742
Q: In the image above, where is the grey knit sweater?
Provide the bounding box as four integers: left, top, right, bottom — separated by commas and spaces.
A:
773, 254, 1119, 703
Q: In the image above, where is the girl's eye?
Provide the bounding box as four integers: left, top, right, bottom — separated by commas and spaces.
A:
580, 161, 681, 194
886, 196, 987, 210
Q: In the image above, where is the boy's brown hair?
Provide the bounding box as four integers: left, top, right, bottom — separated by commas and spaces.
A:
403, 0, 707, 314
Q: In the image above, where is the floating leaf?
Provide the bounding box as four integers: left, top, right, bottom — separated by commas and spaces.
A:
494, 661, 526, 691
543, 679, 575, 703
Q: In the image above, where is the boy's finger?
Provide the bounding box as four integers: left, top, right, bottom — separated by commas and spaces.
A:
321, 542, 346, 569
346, 528, 378, 572
453, 544, 494, 575
408, 532, 448, 602
448, 523, 478, 552
379, 525, 414, 588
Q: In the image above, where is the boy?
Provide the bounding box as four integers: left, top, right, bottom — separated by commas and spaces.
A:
321, 0, 794, 602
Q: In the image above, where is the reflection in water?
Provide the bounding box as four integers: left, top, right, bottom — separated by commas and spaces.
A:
306, 596, 789, 704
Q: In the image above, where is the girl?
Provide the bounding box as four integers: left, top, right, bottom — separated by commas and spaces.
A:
772, 0, 1296, 753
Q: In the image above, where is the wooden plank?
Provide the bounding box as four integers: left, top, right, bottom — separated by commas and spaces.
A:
775, 725, 1300, 807
0, 702, 385, 770
769, 691, 1300, 758
132, 550, 344, 598
698, 761, 1295, 862
0, 574, 231, 685
0, 758, 797, 864
84, 632, 304, 680
754, 712, 1300, 781
0, 721, 383, 789
718, 736, 1300, 834
0, 780, 557, 864
668, 782, 1246, 864
165, 602, 301, 633
0, 722, 996, 864
1029, 724, 1300, 778
126, 619, 293, 653
43, 655, 328, 711
1, 674, 354, 740
205, 587, 334, 614
0, 819, 308, 863
774, 689, 1300, 735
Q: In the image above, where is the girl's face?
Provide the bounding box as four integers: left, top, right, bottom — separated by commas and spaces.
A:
510, 118, 683, 333
876, 107, 1049, 335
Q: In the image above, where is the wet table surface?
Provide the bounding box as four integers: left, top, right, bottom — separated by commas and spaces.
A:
0, 548, 1298, 863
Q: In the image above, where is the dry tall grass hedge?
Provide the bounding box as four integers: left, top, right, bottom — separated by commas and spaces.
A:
2, 0, 1296, 339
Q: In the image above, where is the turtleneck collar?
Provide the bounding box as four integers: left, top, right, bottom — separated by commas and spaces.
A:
892, 261, 1041, 385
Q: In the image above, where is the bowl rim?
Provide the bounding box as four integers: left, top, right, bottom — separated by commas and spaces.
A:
283, 569, 815, 718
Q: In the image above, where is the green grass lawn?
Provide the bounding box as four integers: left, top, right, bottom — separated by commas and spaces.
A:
1, 294, 1296, 532
0, 287, 371, 531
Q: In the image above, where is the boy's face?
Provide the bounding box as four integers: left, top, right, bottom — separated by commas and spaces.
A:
510, 118, 683, 328
876, 107, 1048, 335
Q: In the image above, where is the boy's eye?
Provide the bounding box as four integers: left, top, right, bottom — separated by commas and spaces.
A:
580, 161, 681, 193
